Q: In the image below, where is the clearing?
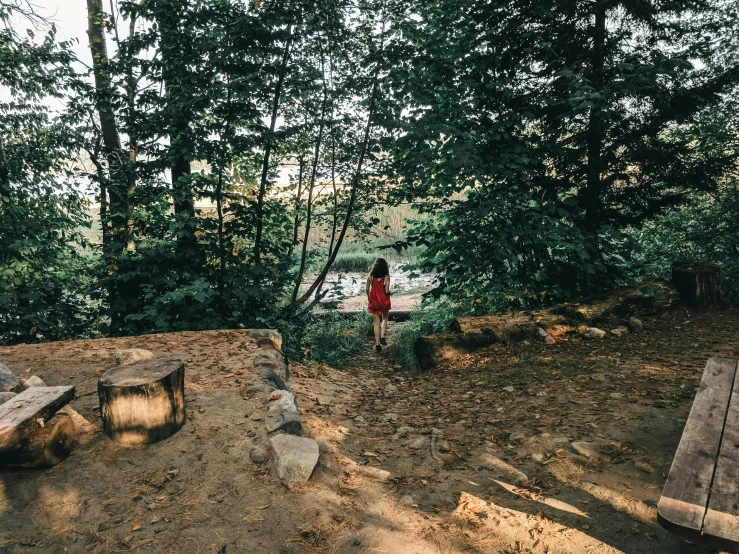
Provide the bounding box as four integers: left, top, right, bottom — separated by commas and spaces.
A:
1, 301, 737, 553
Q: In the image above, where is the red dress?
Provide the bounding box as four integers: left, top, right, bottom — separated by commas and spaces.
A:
368, 277, 391, 315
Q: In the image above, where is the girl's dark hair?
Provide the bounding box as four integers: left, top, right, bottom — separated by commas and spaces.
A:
369, 257, 390, 279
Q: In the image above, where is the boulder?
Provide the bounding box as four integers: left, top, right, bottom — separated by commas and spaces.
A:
23, 376, 47, 389
270, 434, 319, 482
628, 317, 643, 333
0, 391, 17, 405
115, 349, 154, 366
0, 364, 21, 393
249, 329, 283, 351
583, 328, 606, 340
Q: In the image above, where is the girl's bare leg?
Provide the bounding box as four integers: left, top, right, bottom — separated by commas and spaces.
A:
373, 314, 381, 345
381, 313, 388, 339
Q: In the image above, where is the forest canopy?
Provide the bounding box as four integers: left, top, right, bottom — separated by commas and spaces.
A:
0, 0, 738, 350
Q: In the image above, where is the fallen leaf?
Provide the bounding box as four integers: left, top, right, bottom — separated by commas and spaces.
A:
131, 523, 141, 531
363, 451, 379, 457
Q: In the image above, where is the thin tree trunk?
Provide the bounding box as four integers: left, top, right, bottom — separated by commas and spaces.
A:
254, 22, 294, 266
297, 22, 385, 304
287, 155, 306, 259
584, 0, 607, 232
292, 38, 330, 302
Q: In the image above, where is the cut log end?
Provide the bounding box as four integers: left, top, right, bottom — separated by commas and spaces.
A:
98, 356, 185, 446
1, 413, 76, 468
672, 261, 724, 307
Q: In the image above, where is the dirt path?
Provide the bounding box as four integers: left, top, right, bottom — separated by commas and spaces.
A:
1, 305, 737, 553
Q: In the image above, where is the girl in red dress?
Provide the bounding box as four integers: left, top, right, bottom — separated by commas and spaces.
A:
366, 258, 391, 352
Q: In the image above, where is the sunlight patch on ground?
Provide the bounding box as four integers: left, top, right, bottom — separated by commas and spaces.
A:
492, 479, 590, 518
580, 482, 656, 524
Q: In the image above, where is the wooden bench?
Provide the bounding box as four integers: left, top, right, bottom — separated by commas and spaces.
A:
658, 358, 739, 550
0, 385, 76, 467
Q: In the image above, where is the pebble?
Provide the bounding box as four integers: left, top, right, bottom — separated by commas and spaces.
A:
502, 386, 515, 393
383, 413, 399, 422
610, 329, 622, 336
536, 328, 548, 340
509, 432, 526, 444
396, 426, 414, 437
399, 495, 415, 507
384, 384, 398, 394
609, 393, 624, 399
437, 440, 451, 452
628, 317, 643, 333
249, 445, 270, 464
531, 452, 545, 463
544, 335, 556, 345
409, 436, 430, 450
354, 416, 366, 424
583, 328, 606, 340
23, 376, 47, 388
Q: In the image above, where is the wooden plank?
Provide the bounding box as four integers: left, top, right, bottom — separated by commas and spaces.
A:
658, 358, 736, 538
703, 358, 739, 545
0, 386, 75, 453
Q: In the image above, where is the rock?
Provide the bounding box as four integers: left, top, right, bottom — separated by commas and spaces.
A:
23, 375, 47, 388
531, 452, 545, 463
265, 412, 302, 434
610, 329, 622, 336
437, 440, 451, 452
383, 413, 399, 422
0, 391, 17, 405
571, 441, 600, 459
0, 364, 22, 393
384, 384, 398, 394
479, 453, 528, 484
583, 328, 606, 340
509, 432, 526, 444
250, 445, 270, 464
115, 349, 154, 366
628, 317, 643, 333
353, 415, 366, 424
409, 436, 430, 450
246, 383, 275, 394
249, 329, 283, 350
544, 335, 556, 345
270, 434, 319, 482
431, 427, 443, 436
609, 393, 624, 399
502, 386, 515, 393
267, 390, 298, 415
396, 426, 414, 437
399, 495, 415, 507
552, 437, 570, 446
254, 352, 288, 380
617, 326, 629, 333
254, 367, 287, 391
536, 328, 548, 340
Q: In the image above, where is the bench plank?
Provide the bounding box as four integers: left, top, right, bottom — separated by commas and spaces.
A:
0, 386, 75, 453
703, 358, 739, 544
658, 358, 737, 537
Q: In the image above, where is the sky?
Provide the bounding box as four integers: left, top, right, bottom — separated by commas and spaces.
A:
37, 0, 91, 64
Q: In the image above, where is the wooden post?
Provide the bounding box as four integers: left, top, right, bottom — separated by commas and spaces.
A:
671, 262, 724, 307
98, 356, 185, 446
0, 414, 76, 468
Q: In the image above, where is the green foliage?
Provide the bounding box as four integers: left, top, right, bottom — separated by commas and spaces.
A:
301, 312, 369, 367
388, 298, 465, 370
325, 252, 376, 273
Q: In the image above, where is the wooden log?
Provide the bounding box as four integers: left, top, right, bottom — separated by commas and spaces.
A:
672, 261, 724, 307
0, 413, 76, 468
0, 386, 75, 453
98, 356, 185, 446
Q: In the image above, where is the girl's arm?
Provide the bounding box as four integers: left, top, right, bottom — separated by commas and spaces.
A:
366, 275, 372, 297
384, 275, 390, 295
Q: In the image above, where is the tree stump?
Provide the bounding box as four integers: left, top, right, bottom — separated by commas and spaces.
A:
0, 413, 76, 468
671, 262, 724, 307
98, 356, 185, 446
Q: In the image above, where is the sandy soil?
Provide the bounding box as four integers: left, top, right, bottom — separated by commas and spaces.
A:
1, 304, 737, 553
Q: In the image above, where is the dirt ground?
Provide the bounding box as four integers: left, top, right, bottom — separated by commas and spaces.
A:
1, 303, 738, 553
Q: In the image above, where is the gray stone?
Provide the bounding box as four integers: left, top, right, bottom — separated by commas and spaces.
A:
399, 495, 415, 507
396, 426, 414, 437
23, 375, 46, 388
531, 452, 545, 463
609, 393, 624, 399
270, 434, 319, 482
254, 353, 288, 380
536, 328, 548, 340
115, 348, 154, 366
249, 329, 283, 350
250, 445, 270, 464
0, 364, 21, 393
0, 391, 17, 405
354, 415, 366, 424
610, 328, 622, 336
437, 440, 451, 452
383, 413, 399, 422
628, 317, 643, 333
544, 335, 556, 345
246, 383, 275, 394
583, 328, 606, 340
384, 384, 398, 394
254, 367, 287, 390
267, 390, 298, 415
409, 436, 430, 450
265, 412, 302, 434
502, 386, 515, 393
509, 432, 526, 444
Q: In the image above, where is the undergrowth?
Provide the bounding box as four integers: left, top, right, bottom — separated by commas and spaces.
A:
301, 311, 373, 367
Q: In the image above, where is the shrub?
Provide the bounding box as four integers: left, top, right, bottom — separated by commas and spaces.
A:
301, 312, 369, 367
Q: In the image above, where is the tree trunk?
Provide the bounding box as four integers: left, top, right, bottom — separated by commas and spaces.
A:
254, 22, 294, 266
0, 414, 76, 468
98, 356, 186, 445
584, 0, 607, 231
672, 262, 724, 307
